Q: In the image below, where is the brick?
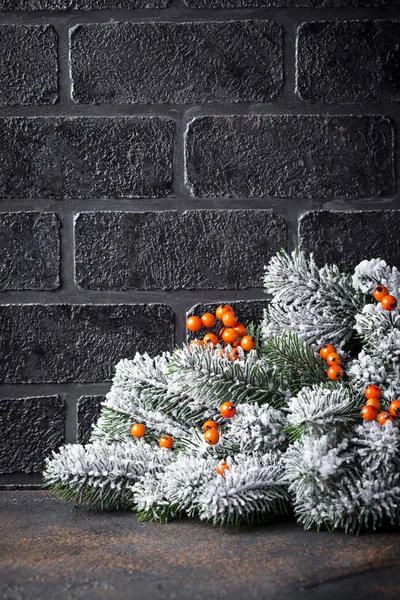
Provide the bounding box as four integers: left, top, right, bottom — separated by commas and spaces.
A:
0, 304, 174, 383
184, 0, 390, 7
0, 25, 57, 106
70, 21, 282, 105
297, 21, 400, 104
74, 210, 286, 290
0, 212, 60, 291
186, 300, 268, 342
0, 118, 174, 199
0, 0, 168, 8
185, 115, 395, 199
77, 396, 103, 445
299, 210, 400, 270
0, 396, 64, 473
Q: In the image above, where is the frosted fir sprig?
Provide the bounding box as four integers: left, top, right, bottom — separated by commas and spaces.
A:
353, 421, 400, 471
352, 259, 400, 297
44, 441, 172, 510
198, 452, 290, 526
225, 402, 287, 454
285, 384, 362, 442
92, 388, 191, 444
263, 250, 366, 349
348, 350, 400, 401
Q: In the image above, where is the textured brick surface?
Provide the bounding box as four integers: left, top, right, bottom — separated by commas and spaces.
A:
71, 21, 282, 105
0, 212, 60, 291
74, 210, 286, 290
299, 210, 400, 270
186, 300, 269, 342
185, 0, 390, 6
185, 115, 395, 199
77, 396, 103, 445
0, 397, 64, 473
0, 25, 57, 106
0, 118, 174, 199
0, 0, 168, 8
297, 21, 400, 104
0, 304, 174, 383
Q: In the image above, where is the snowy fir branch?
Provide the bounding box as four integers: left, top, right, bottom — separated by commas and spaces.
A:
44, 250, 400, 533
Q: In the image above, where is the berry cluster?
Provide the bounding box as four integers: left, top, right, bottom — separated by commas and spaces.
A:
319, 344, 344, 380
361, 385, 400, 426
186, 305, 256, 360
130, 423, 175, 449
130, 401, 238, 463
202, 401, 237, 476
373, 285, 398, 311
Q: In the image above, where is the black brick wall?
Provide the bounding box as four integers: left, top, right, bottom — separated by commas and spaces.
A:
1, 0, 400, 485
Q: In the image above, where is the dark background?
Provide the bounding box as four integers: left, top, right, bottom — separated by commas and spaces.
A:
0, 0, 400, 487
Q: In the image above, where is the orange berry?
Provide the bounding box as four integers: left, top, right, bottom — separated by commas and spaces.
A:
327, 352, 342, 366
222, 311, 238, 327
377, 411, 393, 426
131, 423, 146, 439
241, 335, 257, 351
203, 333, 219, 346
201, 312, 215, 328
366, 397, 381, 411
320, 344, 336, 360
159, 434, 174, 449
233, 322, 248, 337
389, 400, 400, 418
204, 428, 220, 445
202, 420, 218, 431
216, 461, 230, 477
361, 405, 378, 421
381, 295, 398, 311
365, 385, 382, 401
186, 315, 202, 332
215, 305, 234, 321
220, 401, 237, 419
221, 328, 239, 344
327, 365, 343, 380
373, 285, 389, 302
233, 339, 242, 348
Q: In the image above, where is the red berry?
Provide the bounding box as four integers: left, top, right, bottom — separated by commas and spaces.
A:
203, 333, 219, 346
373, 285, 389, 302
381, 295, 398, 311
222, 311, 238, 327
221, 328, 239, 345
377, 411, 393, 426
220, 402, 237, 419
327, 365, 343, 380
202, 420, 218, 431
366, 398, 381, 411
361, 405, 378, 421
201, 313, 215, 328
389, 400, 400, 418
159, 435, 174, 449
327, 352, 342, 366
241, 335, 256, 351
233, 322, 248, 337
204, 429, 220, 445
131, 423, 146, 439
216, 461, 230, 477
186, 316, 202, 332
216, 305, 234, 321
320, 344, 336, 360
365, 385, 382, 401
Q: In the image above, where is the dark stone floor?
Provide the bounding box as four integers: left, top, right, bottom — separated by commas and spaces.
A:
1, 492, 400, 600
